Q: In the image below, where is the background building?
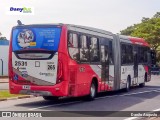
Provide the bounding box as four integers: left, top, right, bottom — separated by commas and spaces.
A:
0, 40, 9, 76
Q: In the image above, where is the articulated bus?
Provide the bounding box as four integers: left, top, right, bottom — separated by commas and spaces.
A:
9, 23, 152, 100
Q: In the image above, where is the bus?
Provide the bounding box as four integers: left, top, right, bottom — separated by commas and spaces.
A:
9, 23, 152, 100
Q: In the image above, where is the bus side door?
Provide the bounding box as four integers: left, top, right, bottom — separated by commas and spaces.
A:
100, 45, 109, 91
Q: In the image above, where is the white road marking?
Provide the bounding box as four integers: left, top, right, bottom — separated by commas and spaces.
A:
28, 89, 160, 111
153, 108, 160, 111
29, 101, 82, 110
95, 89, 160, 99
123, 117, 138, 120
124, 108, 160, 120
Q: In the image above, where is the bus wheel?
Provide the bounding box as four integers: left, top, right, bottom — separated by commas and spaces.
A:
87, 81, 97, 100
125, 77, 130, 92
43, 96, 59, 101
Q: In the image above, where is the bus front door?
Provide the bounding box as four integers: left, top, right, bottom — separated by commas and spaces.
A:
100, 45, 109, 91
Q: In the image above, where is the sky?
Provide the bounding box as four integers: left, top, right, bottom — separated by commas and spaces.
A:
0, 0, 160, 40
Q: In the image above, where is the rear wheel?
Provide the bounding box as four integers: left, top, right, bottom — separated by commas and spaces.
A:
43, 96, 59, 101
87, 81, 97, 100
139, 82, 145, 87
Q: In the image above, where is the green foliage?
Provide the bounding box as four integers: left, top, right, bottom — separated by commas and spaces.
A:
120, 25, 136, 35
153, 12, 160, 18
0, 90, 24, 99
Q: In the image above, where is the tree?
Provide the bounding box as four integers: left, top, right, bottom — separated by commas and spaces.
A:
153, 12, 160, 18
120, 25, 136, 35
0, 32, 7, 40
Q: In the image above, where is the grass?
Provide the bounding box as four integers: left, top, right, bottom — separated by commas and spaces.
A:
0, 90, 24, 99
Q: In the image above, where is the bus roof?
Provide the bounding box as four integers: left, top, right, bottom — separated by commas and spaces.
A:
12, 23, 114, 39
12, 23, 63, 29
13, 23, 112, 33
118, 35, 149, 47
67, 24, 113, 35
12, 23, 149, 47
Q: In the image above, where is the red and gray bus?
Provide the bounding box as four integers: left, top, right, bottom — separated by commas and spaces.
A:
9, 23, 152, 100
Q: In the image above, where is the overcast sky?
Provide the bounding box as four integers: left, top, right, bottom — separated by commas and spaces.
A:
0, 0, 160, 40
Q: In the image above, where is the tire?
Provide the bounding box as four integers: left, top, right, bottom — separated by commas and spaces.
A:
139, 82, 145, 87
125, 77, 130, 92
87, 81, 97, 100
43, 96, 59, 101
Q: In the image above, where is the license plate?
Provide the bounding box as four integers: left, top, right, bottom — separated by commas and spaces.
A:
22, 85, 30, 90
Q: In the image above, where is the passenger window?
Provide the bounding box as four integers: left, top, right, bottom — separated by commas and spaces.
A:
90, 37, 100, 62
126, 45, 133, 63
100, 46, 108, 62
121, 44, 133, 64
80, 35, 89, 62
121, 44, 126, 64
109, 41, 113, 64
68, 33, 79, 61
138, 47, 145, 63
68, 33, 78, 48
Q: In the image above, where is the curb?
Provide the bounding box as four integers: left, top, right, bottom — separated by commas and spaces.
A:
0, 81, 8, 83
0, 79, 9, 83
0, 95, 36, 102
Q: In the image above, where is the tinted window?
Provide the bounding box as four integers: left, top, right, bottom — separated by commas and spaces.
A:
138, 47, 149, 63
121, 44, 126, 64
68, 33, 78, 48
80, 35, 89, 62
100, 45, 108, 62
68, 33, 79, 61
126, 45, 133, 63
90, 37, 100, 62
109, 41, 113, 64
121, 44, 133, 64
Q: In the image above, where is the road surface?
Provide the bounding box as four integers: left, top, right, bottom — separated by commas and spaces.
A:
0, 75, 160, 120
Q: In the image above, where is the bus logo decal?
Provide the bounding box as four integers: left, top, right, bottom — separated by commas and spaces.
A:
79, 67, 85, 72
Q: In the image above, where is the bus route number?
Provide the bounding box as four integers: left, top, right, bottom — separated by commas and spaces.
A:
15, 61, 27, 66
47, 65, 55, 71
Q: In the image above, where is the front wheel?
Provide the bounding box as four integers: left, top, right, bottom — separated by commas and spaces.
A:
43, 96, 59, 101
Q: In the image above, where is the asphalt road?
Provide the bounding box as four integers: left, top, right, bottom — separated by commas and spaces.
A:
0, 75, 160, 120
